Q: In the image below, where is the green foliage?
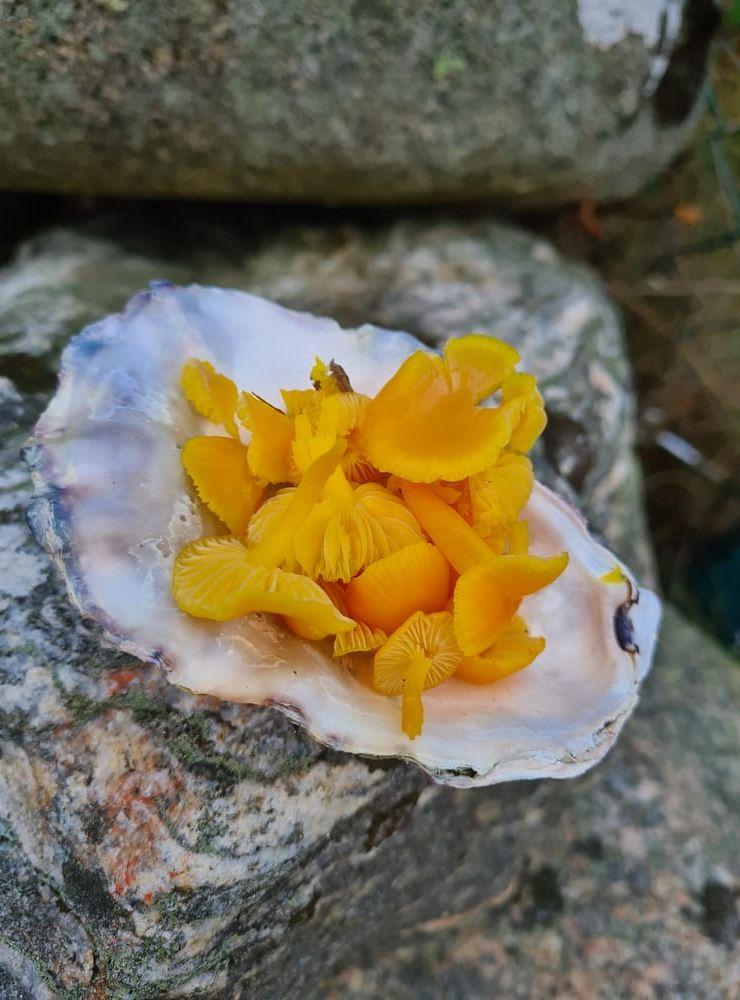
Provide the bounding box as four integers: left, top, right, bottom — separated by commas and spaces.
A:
727, 1, 740, 28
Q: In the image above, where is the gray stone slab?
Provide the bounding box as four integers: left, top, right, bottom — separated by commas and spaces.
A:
0, 2, 718, 205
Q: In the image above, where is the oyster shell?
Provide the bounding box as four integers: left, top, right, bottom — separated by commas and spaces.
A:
25, 283, 661, 787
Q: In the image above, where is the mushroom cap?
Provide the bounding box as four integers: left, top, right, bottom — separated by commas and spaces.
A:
356, 349, 515, 483
374, 611, 462, 697
181, 436, 264, 536
346, 542, 451, 633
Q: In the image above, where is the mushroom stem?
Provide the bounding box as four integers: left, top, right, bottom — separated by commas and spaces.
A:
247, 440, 345, 568
401, 656, 433, 740
323, 465, 355, 506
400, 481, 491, 573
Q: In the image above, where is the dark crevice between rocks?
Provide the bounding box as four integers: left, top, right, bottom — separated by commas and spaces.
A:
542, 412, 593, 495
699, 880, 739, 947
287, 890, 321, 929
573, 834, 605, 861
523, 864, 565, 925
0, 354, 58, 394
364, 790, 420, 852
653, 0, 720, 126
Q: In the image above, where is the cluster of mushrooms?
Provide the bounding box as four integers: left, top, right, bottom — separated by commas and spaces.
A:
173, 335, 568, 739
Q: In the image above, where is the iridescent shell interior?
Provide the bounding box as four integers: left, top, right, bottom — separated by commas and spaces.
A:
26, 283, 661, 786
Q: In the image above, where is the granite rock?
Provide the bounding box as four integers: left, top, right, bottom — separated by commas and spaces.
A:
0, 1, 719, 205
0, 217, 709, 997
324, 604, 740, 1000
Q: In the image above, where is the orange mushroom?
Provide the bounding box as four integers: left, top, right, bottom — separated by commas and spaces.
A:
374, 611, 462, 739
453, 552, 568, 656
333, 622, 388, 658
400, 480, 491, 573
237, 393, 295, 484
174, 338, 570, 739
356, 337, 520, 483
180, 358, 240, 438
181, 436, 264, 535
173, 538, 352, 636
173, 442, 354, 638
252, 469, 423, 583
346, 541, 451, 633
499, 373, 547, 453
465, 452, 534, 536
456, 615, 546, 684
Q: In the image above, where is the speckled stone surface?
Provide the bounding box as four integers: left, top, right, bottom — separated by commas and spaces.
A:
2, 218, 734, 998
323, 604, 740, 999
0, 1, 718, 204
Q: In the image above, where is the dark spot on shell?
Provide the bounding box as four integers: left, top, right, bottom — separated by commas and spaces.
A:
448, 765, 477, 779
152, 648, 176, 673
653, 0, 719, 126
148, 279, 176, 293
614, 603, 639, 655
